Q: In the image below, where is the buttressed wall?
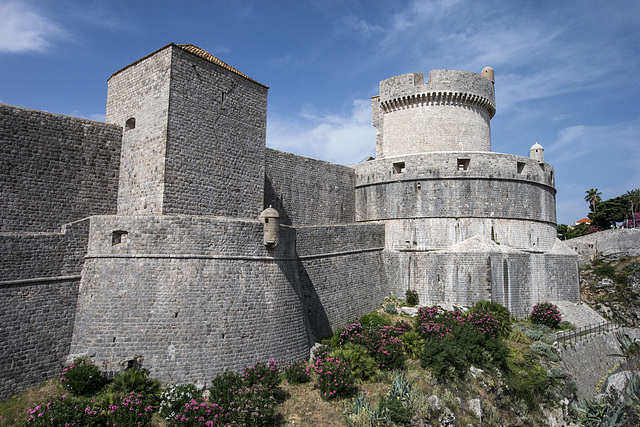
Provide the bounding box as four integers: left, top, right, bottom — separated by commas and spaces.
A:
0, 44, 579, 398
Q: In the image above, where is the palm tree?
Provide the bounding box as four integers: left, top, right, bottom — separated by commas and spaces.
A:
585, 188, 602, 213
626, 188, 640, 227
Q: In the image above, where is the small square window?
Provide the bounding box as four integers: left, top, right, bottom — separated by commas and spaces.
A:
517, 162, 526, 174
393, 161, 406, 174
112, 230, 129, 246
457, 159, 470, 171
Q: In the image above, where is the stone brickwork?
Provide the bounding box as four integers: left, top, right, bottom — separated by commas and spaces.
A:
373, 69, 495, 157
0, 278, 80, 399
565, 228, 640, 265
163, 47, 267, 218
265, 148, 355, 225
0, 104, 121, 232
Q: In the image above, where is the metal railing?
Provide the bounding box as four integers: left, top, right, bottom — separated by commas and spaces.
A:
555, 321, 617, 346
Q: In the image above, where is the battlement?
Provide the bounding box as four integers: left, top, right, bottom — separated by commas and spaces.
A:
374, 68, 496, 157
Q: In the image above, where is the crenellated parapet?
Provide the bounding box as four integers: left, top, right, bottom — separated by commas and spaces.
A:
373, 69, 496, 157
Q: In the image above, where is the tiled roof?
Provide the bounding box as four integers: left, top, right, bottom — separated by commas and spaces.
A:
110, 43, 268, 88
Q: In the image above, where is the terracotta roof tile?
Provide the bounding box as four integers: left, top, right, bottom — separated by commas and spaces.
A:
110, 43, 268, 89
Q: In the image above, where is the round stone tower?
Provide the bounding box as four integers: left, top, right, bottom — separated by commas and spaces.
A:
355, 67, 577, 315
372, 69, 496, 158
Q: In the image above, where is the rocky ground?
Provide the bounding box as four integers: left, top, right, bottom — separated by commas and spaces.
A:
579, 255, 640, 326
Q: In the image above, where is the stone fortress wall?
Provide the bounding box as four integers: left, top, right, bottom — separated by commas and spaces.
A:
0, 43, 579, 398
565, 228, 640, 265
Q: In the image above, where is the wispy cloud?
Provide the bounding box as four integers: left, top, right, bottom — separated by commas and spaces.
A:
0, 1, 64, 53
266, 99, 375, 165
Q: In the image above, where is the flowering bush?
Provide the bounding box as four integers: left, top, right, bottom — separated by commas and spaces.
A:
466, 310, 500, 339
160, 383, 202, 421
59, 357, 106, 397
169, 383, 278, 426
415, 307, 466, 340
26, 392, 153, 426
338, 321, 407, 371
530, 302, 562, 329
283, 361, 311, 384
26, 395, 99, 426
405, 289, 419, 307
241, 360, 280, 389
313, 356, 357, 399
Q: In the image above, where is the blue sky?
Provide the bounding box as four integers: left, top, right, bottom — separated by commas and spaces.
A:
1, 0, 639, 225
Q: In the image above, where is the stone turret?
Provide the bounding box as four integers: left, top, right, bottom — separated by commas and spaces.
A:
372, 68, 496, 158
530, 142, 544, 163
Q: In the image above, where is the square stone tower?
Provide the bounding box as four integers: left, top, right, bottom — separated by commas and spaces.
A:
106, 43, 268, 218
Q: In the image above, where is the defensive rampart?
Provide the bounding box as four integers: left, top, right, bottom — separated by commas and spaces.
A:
565, 229, 640, 265
0, 104, 121, 232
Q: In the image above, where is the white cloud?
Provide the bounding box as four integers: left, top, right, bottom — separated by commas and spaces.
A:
0, 2, 64, 53
266, 99, 375, 165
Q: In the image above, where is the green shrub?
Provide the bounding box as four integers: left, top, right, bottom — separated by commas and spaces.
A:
508, 328, 532, 344
506, 358, 549, 405
470, 300, 513, 337
400, 331, 424, 359
26, 395, 101, 426
530, 302, 562, 329
421, 323, 509, 381
344, 392, 385, 426
283, 360, 311, 384
109, 368, 162, 408
59, 357, 106, 397
594, 263, 616, 278
530, 341, 559, 362
313, 356, 357, 399
209, 370, 243, 404
159, 383, 202, 421
385, 304, 398, 315
405, 290, 419, 307
557, 320, 575, 331
378, 396, 414, 426
329, 343, 378, 381
359, 312, 392, 330
241, 360, 281, 389
388, 371, 411, 402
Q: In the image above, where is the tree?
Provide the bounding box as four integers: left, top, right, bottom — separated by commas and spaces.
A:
585, 188, 602, 213
588, 195, 630, 229
626, 188, 640, 228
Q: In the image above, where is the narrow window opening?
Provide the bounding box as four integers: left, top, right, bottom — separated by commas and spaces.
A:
457, 158, 470, 171
174, 312, 179, 318
125, 118, 136, 131
112, 337, 116, 343
112, 230, 129, 246
393, 161, 406, 174
517, 162, 526, 174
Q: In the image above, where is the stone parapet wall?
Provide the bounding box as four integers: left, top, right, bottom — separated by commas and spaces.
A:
265, 148, 356, 225
565, 229, 640, 265
0, 219, 90, 282
0, 104, 121, 232
69, 216, 387, 385
354, 153, 556, 235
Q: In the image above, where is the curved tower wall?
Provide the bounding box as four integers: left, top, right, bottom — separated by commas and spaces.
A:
373, 70, 495, 158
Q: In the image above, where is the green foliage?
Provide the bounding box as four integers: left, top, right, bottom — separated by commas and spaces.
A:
359, 312, 392, 330
405, 290, 419, 307
611, 331, 640, 360
400, 331, 424, 359
241, 360, 281, 389
330, 343, 378, 382
530, 302, 562, 329
506, 355, 549, 406
385, 304, 398, 315
344, 392, 385, 427
557, 320, 575, 331
378, 396, 414, 426
283, 360, 311, 384
388, 371, 411, 402
578, 372, 640, 426
594, 263, 617, 278
159, 383, 202, 421
314, 356, 357, 399
108, 368, 162, 408
59, 357, 106, 397
421, 323, 509, 381
470, 300, 513, 337
26, 395, 102, 426
530, 341, 559, 362
508, 328, 532, 344
209, 370, 243, 404
589, 194, 632, 229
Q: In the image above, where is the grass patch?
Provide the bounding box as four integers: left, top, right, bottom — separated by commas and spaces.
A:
0, 379, 62, 427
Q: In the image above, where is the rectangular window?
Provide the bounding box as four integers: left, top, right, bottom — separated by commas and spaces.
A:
393, 161, 406, 174
457, 158, 470, 171
517, 162, 526, 174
